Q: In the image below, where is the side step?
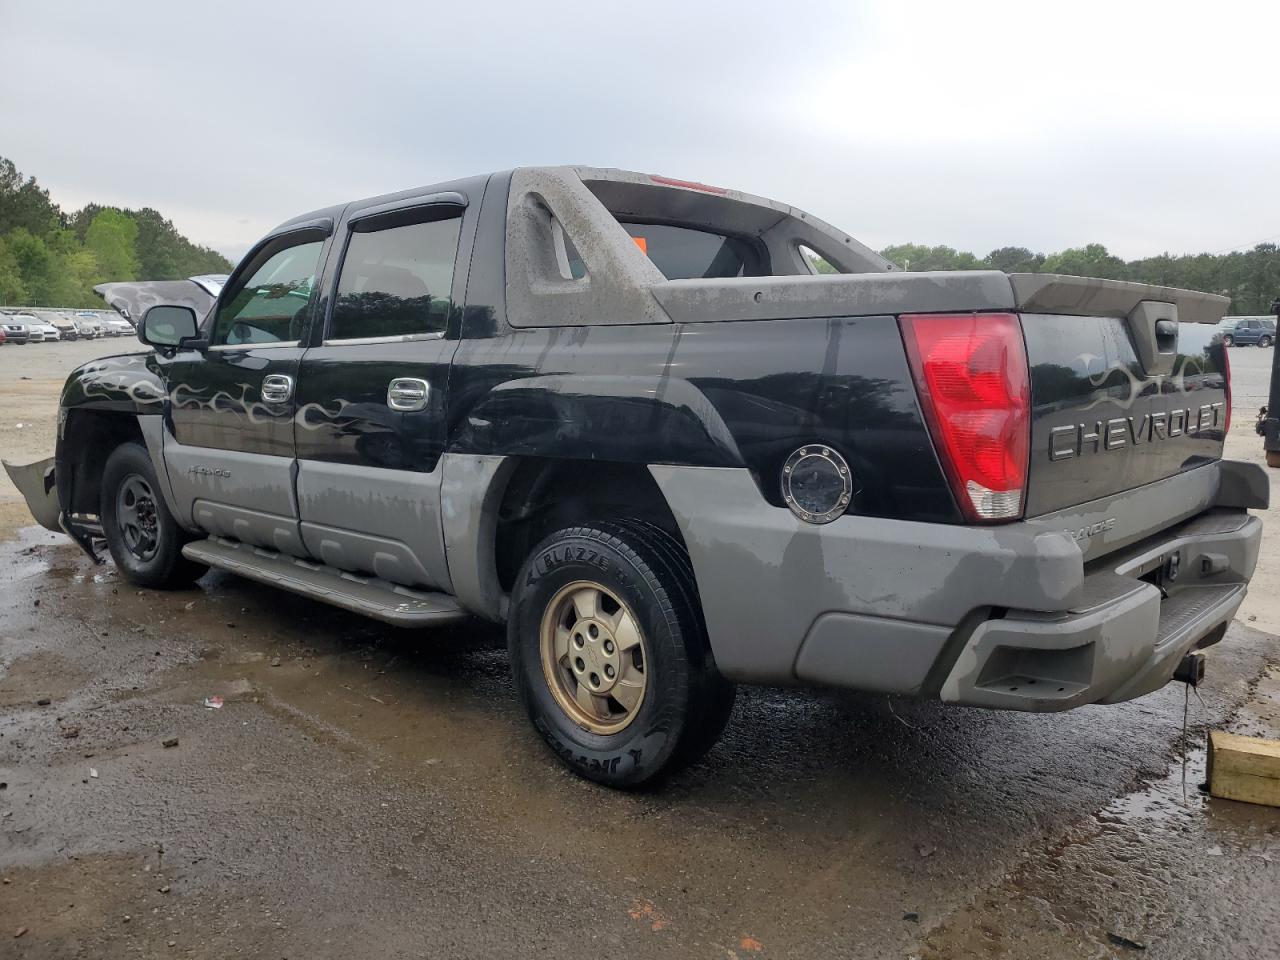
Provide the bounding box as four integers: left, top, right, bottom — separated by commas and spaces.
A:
182, 537, 468, 627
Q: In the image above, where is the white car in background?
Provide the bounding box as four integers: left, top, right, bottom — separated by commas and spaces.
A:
12, 313, 53, 342
38, 311, 81, 341
104, 317, 134, 336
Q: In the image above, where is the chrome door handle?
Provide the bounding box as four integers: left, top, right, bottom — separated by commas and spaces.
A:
387, 378, 430, 412
261, 374, 294, 404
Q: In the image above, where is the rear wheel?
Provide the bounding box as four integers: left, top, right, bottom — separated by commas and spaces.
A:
508, 519, 734, 788
101, 443, 206, 589
1222, 334, 1234, 347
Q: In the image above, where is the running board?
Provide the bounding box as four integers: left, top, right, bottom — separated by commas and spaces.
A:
182, 537, 468, 627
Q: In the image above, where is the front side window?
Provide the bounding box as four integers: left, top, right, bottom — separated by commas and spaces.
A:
212, 238, 324, 345
329, 215, 461, 341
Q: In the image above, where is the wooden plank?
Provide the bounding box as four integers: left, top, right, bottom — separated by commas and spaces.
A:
1208, 730, 1280, 807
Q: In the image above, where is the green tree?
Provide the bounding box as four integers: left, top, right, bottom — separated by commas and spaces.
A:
881, 243, 981, 271
983, 246, 1044, 273
5, 228, 58, 303
132, 207, 232, 278
84, 208, 140, 282
0, 157, 61, 237
0, 235, 28, 304
1041, 243, 1129, 280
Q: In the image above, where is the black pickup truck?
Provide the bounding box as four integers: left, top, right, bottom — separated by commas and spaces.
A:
5, 166, 1268, 787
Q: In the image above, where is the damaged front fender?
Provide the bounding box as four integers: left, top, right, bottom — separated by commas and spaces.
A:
2, 456, 101, 561
2, 457, 62, 533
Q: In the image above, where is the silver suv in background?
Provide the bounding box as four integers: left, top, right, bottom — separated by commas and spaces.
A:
73, 312, 106, 338
1, 315, 31, 344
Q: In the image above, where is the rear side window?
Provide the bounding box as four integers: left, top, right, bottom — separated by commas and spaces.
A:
329, 215, 461, 341
213, 239, 324, 345
563, 221, 764, 280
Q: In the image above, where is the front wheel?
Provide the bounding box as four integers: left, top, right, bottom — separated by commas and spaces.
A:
508, 520, 734, 788
1261, 335, 1273, 348
101, 442, 207, 589
1222, 334, 1234, 347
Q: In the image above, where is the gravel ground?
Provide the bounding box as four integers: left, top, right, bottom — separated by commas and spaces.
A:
0, 338, 1277, 959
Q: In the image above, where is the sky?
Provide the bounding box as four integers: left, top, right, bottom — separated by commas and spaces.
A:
3, 0, 1279, 266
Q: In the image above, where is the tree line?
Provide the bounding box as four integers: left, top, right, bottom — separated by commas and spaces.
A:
872, 241, 1280, 316
3, 153, 1277, 315
0, 156, 232, 308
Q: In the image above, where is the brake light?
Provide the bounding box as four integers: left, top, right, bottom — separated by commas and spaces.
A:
900, 312, 1030, 522
648, 174, 728, 195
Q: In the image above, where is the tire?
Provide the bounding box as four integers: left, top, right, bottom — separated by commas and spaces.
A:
508, 519, 735, 788
1222, 335, 1234, 347
100, 442, 207, 589
1261, 336, 1273, 348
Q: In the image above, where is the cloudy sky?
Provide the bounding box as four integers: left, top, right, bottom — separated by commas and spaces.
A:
4, 0, 1278, 265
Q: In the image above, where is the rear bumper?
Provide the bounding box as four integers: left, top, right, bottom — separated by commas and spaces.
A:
938, 510, 1258, 710
651, 460, 1266, 711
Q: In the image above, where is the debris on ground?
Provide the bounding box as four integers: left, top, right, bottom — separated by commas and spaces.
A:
203, 696, 224, 710
224, 679, 253, 699
916, 843, 937, 858
270, 656, 281, 667
903, 912, 920, 922
14, 927, 27, 938
89, 768, 98, 779
35, 697, 51, 706
60, 725, 80, 739
1208, 729, 1280, 807
1107, 931, 1147, 951
162, 736, 179, 748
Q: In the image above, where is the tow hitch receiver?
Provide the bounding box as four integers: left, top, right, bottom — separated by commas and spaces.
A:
1174, 650, 1206, 687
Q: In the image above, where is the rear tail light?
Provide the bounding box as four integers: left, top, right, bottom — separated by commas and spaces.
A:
900, 312, 1031, 522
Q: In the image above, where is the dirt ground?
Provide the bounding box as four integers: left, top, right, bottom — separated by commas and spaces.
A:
1, 340, 1278, 959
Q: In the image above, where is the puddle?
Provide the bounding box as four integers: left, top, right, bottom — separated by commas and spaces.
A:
1098, 745, 1207, 828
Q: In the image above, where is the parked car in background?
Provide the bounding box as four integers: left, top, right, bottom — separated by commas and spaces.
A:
10, 313, 47, 342
73, 312, 106, 338
104, 317, 134, 336
35, 310, 80, 341
1220, 316, 1275, 347
30, 318, 62, 342
0, 325, 7, 345
1, 317, 31, 344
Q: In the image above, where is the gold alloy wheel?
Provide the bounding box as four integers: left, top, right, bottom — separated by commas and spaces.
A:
539, 580, 648, 734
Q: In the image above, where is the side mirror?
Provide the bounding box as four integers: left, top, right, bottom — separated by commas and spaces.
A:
139, 305, 200, 350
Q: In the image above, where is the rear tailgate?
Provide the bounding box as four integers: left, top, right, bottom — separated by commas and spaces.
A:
1012, 275, 1230, 517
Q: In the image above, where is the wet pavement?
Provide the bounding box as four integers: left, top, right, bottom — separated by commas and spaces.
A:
0, 526, 1278, 959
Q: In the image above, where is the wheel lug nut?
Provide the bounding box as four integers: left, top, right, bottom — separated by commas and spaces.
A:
604, 665, 615, 679
588, 624, 599, 639
589, 673, 600, 688
603, 640, 614, 654
574, 657, 585, 672
573, 634, 584, 648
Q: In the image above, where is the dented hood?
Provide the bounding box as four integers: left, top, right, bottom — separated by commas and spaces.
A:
93, 275, 226, 324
